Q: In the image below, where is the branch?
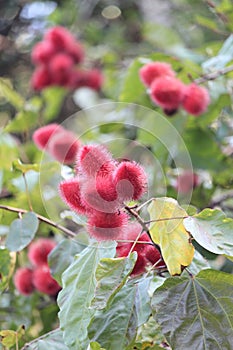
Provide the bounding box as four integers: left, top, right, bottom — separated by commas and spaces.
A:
124, 205, 161, 253
194, 64, 233, 84
0, 204, 76, 238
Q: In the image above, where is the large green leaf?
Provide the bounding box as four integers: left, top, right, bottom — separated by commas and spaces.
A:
182, 127, 224, 170
147, 198, 194, 275
88, 282, 137, 350
0, 78, 24, 110
21, 329, 68, 350
48, 239, 86, 285
119, 58, 151, 106
134, 277, 152, 327
151, 269, 233, 350
57, 242, 116, 350
6, 212, 39, 252
0, 248, 11, 291
5, 110, 38, 133
184, 208, 233, 258
91, 253, 137, 310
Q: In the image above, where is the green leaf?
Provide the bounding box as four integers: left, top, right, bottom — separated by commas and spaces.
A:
184, 208, 233, 258
135, 277, 152, 327
0, 78, 24, 110
151, 269, 233, 350
147, 198, 194, 275
91, 253, 137, 310
0, 248, 11, 291
57, 242, 116, 350
5, 110, 38, 133
21, 329, 68, 350
0, 248, 11, 276
88, 283, 137, 350
89, 342, 105, 350
203, 34, 233, 71
119, 58, 151, 106
42, 87, 67, 122
48, 239, 86, 285
182, 127, 224, 170
184, 250, 210, 276
6, 212, 39, 252
12, 159, 39, 174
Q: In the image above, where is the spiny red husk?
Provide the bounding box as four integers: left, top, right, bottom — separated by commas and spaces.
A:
150, 76, 186, 110
33, 264, 61, 296
182, 83, 210, 116
32, 123, 63, 150
87, 211, 128, 240
31, 26, 104, 91
31, 40, 56, 65
80, 69, 104, 91
31, 65, 52, 91
59, 178, 87, 214
48, 130, 81, 164
176, 170, 199, 194
28, 238, 56, 267
80, 176, 119, 213
77, 144, 114, 176
139, 61, 175, 87
116, 224, 165, 275
14, 267, 35, 296
48, 53, 74, 78
114, 161, 147, 201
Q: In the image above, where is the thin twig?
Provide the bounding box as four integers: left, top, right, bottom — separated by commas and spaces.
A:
0, 204, 76, 238
124, 205, 161, 253
194, 64, 233, 84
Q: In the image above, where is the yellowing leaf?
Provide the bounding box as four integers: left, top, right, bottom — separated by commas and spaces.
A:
147, 197, 194, 275
0, 329, 17, 347
0, 325, 25, 347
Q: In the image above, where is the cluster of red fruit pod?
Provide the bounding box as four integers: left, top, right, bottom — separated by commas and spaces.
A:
139, 61, 210, 116
33, 123, 81, 165
59, 144, 165, 275
14, 239, 61, 296
31, 26, 103, 91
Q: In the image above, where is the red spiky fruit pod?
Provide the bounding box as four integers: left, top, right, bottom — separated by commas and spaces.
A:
33, 265, 61, 296
14, 267, 35, 296
32, 123, 63, 150
28, 238, 56, 267
140, 232, 165, 268
80, 176, 119, 213
59, 178, 87, 215
114, 161, 147, 201
87, 210, 128, 241
44, 26, 75, 51
150, 76, 186, 110
47, 130, 81, 164
31, 40, 56, 65
31, 65, 52, 91
67, 69, 103, 90
77, 144, 114, 176
65, 41, 84, 64
139, 61, 175, 87
182, 83, 210, 116
48, 53, 74, 84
